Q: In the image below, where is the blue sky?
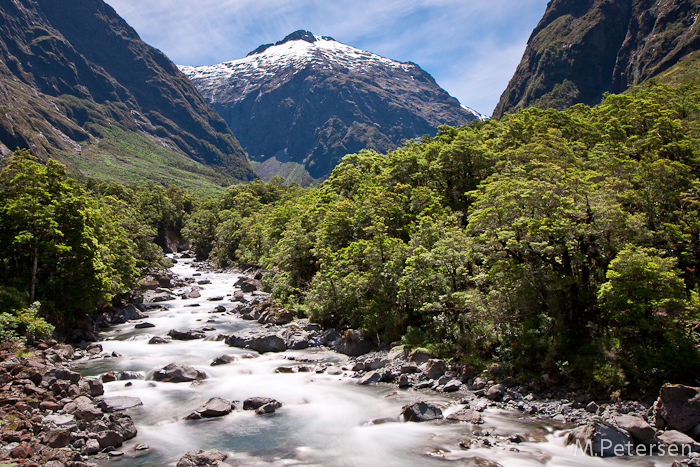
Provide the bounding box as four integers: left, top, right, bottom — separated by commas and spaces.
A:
104, 0, 549, 116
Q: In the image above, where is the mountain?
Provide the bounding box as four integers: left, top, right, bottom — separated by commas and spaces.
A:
494, 0, 700, 118
180, 31, 482, 183
0, 0, 256, 190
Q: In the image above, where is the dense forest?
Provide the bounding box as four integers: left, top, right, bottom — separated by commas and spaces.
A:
2, 82, 700, 395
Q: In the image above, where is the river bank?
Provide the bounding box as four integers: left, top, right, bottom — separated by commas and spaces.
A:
1, 254, 698, 466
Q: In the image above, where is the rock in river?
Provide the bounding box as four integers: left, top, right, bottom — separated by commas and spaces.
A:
226, 329, 286, 353
177, 449, 229, 467
100, 396, 144, 413
243, 397, 282, 411
401, 401, 444, 422
186, 397, 233, 419
565, 419, 633, 457
153, 363, 206, 383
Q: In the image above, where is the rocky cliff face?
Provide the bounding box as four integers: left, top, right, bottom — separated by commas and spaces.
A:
494, 0, 700, 118
181, 31, 482, 182
0, 0, 256, 186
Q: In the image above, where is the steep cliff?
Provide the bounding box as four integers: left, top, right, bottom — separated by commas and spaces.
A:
494, 0, 700, 117
0, 0, 256, 188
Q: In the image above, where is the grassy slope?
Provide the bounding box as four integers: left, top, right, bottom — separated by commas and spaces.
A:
59, 125, 230, 193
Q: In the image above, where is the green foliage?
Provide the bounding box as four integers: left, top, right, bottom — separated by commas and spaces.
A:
0, 301, 54, 344
597, 245, 700, 389
0, 151, 161, 332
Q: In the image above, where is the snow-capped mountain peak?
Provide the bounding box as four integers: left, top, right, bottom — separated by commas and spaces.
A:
179, 31, 418, 104
179, 30, 479, 183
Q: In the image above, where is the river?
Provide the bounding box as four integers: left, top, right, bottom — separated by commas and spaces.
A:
79, 255, 678, 467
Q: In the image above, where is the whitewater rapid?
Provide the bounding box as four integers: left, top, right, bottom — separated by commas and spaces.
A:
81, 256, 678, 467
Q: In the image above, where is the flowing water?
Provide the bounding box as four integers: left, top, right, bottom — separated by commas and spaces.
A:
80, 256, 679, 467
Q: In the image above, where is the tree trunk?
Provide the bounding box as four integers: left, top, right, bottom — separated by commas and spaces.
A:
30, 243, 38, 302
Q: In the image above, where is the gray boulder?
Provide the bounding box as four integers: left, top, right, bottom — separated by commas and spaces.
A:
658, 430, 700, 452
565, 420, 633, 457
79, 378, 104, 397
182, 288, 201, 299
446, 407, 483, 424
177, 449, 229, 467
65, 396, 102, 421
239, 279, 260, 293
168, 329, 207, 340
258, 309, 295, 325
187, 397, 233, 419
401, 401, 444, 422
422, 359, 447, 380
211, 355, 236, 366
243, 397, 281, 411
100, 396, 143, 413
334, 329, 375, 356
149, 336, 171, 344
256, 403, 279, 414
285, 330, 311, 350
96, 430, 123, 449
615, 414, 656, 444
43, 367, 81, 385
43, 429, 71, 448
486, 384, 506, 402
443, 379, 463, 393
107, 412, 138, 440
357, 371, 382, 385
654, 384, 700, 433
225, 330, 286, 353
153, 363, 207, 383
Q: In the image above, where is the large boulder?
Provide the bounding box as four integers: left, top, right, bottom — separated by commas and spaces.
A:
654, 384, 700, 433
334, 329, 375, 356
486, 384, 506, 402
422, 359, 447, 380
107, 412, 138, 441
117, 304, 147, 322
615, 415, 656, 444
237, 278, 261, 293
188, 397, 233, 419
243, 397, 281, 411
153, 363, 207, 383
79, 378, 105, 397
401, 401, 444, 422
446, 407, 484, 424
258, 309, 295, 325
43, 367, 81, 385
658, 430, 700, 452
65, 396, 103, 421
357, 371, 381, 385
168, 329, 207, 340
177, 449, 229, 467
225, 330, 286, 353
211, 355, 236, 366
565, 420, 633, 457
182, 288, 201, 299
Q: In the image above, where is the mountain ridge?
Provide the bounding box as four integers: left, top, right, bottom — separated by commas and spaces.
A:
180, 30, 480, 182
494, 0, 700, 117
0, 0, 256, 189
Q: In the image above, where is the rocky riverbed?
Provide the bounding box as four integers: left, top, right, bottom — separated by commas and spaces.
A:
3, 254, 700, 466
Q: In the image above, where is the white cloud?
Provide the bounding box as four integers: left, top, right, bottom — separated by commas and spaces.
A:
105, 0, 548, 112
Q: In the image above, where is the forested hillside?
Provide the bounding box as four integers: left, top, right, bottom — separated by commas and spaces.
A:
0, 150, 196, 339
182, 82, 700, 393
3, 82, 699, 394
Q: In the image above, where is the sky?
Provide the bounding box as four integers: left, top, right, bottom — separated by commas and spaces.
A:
104, 0, 550, 116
